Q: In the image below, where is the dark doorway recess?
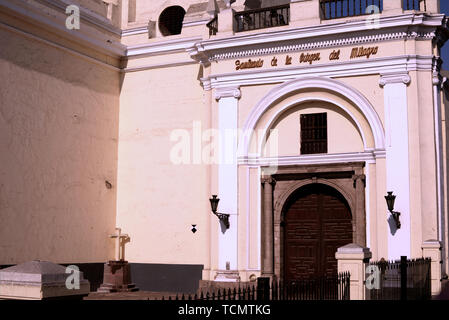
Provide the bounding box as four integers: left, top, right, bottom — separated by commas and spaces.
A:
283, 183, 352, 282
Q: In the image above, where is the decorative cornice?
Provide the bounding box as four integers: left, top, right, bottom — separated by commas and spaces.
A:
127, 37, 203, 58
121, 26, 148, 37
215, 86, 241, 100
122, 59, 197, 73
183, 19, 211, 28
434, 16, 449, 48
379, 72, 411, 87
189, 13, 447, 63
207, 31, 435, 62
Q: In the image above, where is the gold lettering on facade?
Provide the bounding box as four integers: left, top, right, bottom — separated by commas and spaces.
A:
350, 46, 378, 59
329, 49, 341, 61
233, 46, 380, 71
299, 52, 321, 65
235, 59, 264, 70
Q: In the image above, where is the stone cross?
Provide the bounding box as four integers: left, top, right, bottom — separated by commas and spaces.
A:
109, 227, 129, 261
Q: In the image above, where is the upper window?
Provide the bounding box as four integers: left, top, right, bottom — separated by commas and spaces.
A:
159, 6, 186, 36
300, 113, 328, 155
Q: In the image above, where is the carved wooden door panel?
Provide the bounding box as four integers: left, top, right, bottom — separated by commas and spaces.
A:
283, 184, 352, 282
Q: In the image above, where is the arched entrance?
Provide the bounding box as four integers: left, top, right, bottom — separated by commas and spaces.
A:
282, 183, 353, 282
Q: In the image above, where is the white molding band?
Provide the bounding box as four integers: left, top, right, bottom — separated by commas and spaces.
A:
122, 60, 197, 73
239, 151, 385, 166
126, 37, 203, 58
121, 26, 148, 37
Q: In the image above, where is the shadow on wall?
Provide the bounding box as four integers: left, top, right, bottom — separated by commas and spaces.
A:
0, 28, 118, 95
130, 263, 204, 294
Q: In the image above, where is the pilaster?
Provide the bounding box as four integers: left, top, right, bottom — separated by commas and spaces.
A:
336, 244, 372, 300
379, 72, 411, 260
422, 240, 442, 295
214, 86, 241, 281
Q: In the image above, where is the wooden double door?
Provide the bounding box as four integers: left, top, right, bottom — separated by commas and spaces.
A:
283, 183, 353, 282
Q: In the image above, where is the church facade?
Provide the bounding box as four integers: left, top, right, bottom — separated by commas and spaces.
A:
1, 0, 449, 294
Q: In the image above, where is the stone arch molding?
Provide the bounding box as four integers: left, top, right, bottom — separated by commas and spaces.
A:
238, 76, 386, 158
274, 179, 355, 224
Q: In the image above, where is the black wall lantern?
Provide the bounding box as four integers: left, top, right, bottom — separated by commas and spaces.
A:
385, 191, 401, 229
209, 195, 230, 229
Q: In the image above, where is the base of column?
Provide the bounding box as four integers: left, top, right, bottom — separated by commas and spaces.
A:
422, 240, 442, 296
97, 260, 139, 293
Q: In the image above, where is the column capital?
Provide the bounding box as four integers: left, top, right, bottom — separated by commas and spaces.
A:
352, 174, 366, 188
215, 86, 241, 100
261, 176, 276, 186
379, 72, 411, 87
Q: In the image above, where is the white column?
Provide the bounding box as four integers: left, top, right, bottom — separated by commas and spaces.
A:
432, 72, 444, 246
379, 72, 411, 260
214, 87, 241, 281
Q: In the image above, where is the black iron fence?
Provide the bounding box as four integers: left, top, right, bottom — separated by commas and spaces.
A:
270, 273, 350, 300
320, 0, 383, 20
365, 256, 431, 300
234, 4, 290, 33
403, 0, 426, 11
160, 273, 350, 301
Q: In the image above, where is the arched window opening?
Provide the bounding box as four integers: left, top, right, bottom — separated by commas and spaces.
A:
159, 6, 186, 36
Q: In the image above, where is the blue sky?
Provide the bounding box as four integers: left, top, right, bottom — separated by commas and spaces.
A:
441, 2, 449, 69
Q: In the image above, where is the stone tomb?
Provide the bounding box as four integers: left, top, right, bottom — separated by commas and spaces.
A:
0, 260, 90, 300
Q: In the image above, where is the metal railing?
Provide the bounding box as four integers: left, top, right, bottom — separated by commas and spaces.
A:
207, 16, 218, 36
365, 256, 431, 300
403, 0, 426, 11
234, 4, 289, 33
159, 273, 350, 300
320, 0, 383, 20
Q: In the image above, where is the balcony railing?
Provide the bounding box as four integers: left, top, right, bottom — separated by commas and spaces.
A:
207, 16, 218, 36
234, 4, 290, 33
403, 0, 426, 11
320, 0, 383, 20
